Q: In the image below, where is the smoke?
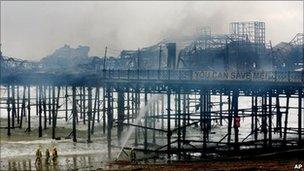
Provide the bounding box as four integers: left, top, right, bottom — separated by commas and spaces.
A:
162, 2, 227, 44
1, 1, 302, 61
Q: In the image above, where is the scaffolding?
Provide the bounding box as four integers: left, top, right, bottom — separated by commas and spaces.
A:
230, 21, 265, 45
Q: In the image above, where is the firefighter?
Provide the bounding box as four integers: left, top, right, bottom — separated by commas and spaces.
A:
35, 145, 42, 166
130, 148, 136, 163
45, 148, 50, 164
51, 146, 58, 164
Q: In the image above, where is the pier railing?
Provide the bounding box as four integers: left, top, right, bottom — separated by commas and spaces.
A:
2, 69, 303, 85
101, 70, 304, 83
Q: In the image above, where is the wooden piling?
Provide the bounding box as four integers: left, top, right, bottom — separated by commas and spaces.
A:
27, 86, 31, 132
38, 86, 42, 137
72, 86, 77, 142
167, 89, 171, 162
52, 86, 56, 139
7, 85, 11, 136
232, 90, 239, 151
107, 86, 113, 159
11, 85, 16, 129
117, 87, 124, 145
87, 87, 92, 143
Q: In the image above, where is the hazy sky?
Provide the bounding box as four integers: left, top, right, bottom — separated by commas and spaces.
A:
1, 1, 303, 61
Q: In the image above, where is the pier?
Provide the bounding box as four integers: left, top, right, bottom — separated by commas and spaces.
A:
1, 67, 303, 161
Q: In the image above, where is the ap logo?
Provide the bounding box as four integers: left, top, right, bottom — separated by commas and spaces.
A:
294, 163, 303, 170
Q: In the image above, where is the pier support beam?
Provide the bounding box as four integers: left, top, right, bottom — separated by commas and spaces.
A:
17, 86, 20, 124
232, 90, 239, 151
87, 87, 92, 143
48, 86, 51, 125
167, 89, 171, 162
97, 87, 100, 123
52, 86, 56, 139
117, 88, 125, 145
182, 93, 186, 143
254, 93, 258, 141
65, 86, 68, 122
262, 93, 267, 148
91, 87, 98, 134
283, 92, 290, 147
83, 87, 86, 125
103, 87, 106, 134
227, 91, 232, 146
134, 88, 140, 146
144, 89, 148, 152
38, 86, 42, 137
27, 86, 31, 132
19, 86, 26, 128
72, 86, 77, 142
7, 85, 11, 136
276, 93, 282, 137
268, 90, 272, 148
11, 85, 16, 129
43, 86, 47, 129
219, 91, 223, 126
201, 89, 207, 156
107, 86, 113, 159
177, 90, 181, 160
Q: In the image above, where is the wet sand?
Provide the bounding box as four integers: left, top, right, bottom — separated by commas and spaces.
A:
2, 154, 303, 171
1, 123, 303, 170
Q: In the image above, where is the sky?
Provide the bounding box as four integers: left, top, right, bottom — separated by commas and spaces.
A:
1, 1, 303, 61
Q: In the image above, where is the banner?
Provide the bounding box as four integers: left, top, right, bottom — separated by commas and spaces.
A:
192, 71, 302, 82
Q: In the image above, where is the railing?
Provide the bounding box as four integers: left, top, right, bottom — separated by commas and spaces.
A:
100, 70, 304, 83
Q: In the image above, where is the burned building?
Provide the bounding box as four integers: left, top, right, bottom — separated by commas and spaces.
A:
177, 21, 272, 71
117, 42, 175, 70
38, 21, 303, 73
272, 33, 304, 71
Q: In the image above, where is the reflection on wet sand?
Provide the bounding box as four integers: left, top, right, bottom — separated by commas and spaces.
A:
8, 159, 32, 171
6, 155, 96, 170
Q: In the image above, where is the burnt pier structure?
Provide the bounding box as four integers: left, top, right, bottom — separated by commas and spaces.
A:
1, 69, 303, 161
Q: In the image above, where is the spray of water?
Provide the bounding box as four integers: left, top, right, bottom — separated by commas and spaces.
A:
116, 94, 162, 160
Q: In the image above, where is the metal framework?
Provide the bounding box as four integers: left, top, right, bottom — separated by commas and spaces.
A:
230, 21, 265, 45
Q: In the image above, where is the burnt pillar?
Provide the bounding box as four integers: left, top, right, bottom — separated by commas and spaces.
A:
227, 91, 232, 146
19, 86, 26, 128
232, 90, 239, 151
48, 86, 51, 125
27, 86, 31, 132
283, 92, 290, 147
107, 86, 113, 159
43, 86, 47, 129
177, 90, 181, 160
65, 86, 68, 122
167, 89, 171, 162
87, 87, 92, 143
117, 87, 125, 145
52, 86, 56, 139
11, 85, 16, 129
103, 86, 106, 134
144, 89, 148, 152
7, 85, 11, 136
91, 87, 98, 134
17, 85, 20, 124
72, 86, 77, 142
83, 87, 86, 125
268, 90, 272, 148
38, 85, 42, 137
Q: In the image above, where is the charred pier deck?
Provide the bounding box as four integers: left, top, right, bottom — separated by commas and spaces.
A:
1, 70, 303, 161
